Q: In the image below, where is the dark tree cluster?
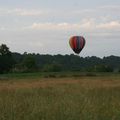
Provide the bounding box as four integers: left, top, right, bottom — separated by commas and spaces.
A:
0, 44, 120, 73
0, 44, 15, 73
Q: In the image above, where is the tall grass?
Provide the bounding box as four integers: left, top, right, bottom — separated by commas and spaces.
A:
0, 75, 120, 120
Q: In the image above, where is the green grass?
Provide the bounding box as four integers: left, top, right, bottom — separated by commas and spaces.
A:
0, 71, 119, 80
0, 73, 120, 120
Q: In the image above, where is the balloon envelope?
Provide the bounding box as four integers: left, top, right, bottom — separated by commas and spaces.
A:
69, 36, 86, 54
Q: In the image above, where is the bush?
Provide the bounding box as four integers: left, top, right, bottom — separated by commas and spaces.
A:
43, 64, 62, 72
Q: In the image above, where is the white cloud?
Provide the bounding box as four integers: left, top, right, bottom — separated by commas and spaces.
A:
13, 8, 45, 16
28, 20, 120, 32
97, 21, 120, 30
0, 8, 46, 16
72, 5, 120, 22
0, 18, 120, 35
99, 5, 120, 11
29, 19, 95, 31
28, 41, 43, 47
0, 27, 6, 31
30, 22, 79, 30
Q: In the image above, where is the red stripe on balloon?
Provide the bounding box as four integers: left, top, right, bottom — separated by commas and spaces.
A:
74, 37, 77, 49
71, 37, 75, 49
72, 37, 75, 49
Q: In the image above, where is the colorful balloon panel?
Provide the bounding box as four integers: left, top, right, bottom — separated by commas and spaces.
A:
69, 36, 85, 54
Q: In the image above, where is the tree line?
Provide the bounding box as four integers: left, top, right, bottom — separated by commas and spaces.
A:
0, 44, 120, 74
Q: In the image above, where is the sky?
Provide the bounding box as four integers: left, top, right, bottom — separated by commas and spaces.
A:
0, 0, 120, 57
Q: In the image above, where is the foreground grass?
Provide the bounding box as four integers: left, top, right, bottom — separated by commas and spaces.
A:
0, 74, 120, 120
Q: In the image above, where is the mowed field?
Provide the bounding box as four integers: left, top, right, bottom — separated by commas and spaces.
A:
0, 73, 120, 120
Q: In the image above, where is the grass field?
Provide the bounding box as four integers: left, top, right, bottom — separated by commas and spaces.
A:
0, 72, 120, 120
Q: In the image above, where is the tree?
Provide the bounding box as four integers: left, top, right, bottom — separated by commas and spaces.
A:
43, 63, 62, 72
93, 65, 113, 72
0, 44, 15, 73
0, 44, 11, 56
22, 55, 37, 72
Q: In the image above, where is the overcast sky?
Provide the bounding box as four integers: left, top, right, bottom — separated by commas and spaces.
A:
0, 0, 120, 57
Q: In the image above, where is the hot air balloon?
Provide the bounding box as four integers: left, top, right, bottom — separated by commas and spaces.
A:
69, 36, 86, 54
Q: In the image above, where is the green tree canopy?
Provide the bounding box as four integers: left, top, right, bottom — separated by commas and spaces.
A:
0, 44, 15, 73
